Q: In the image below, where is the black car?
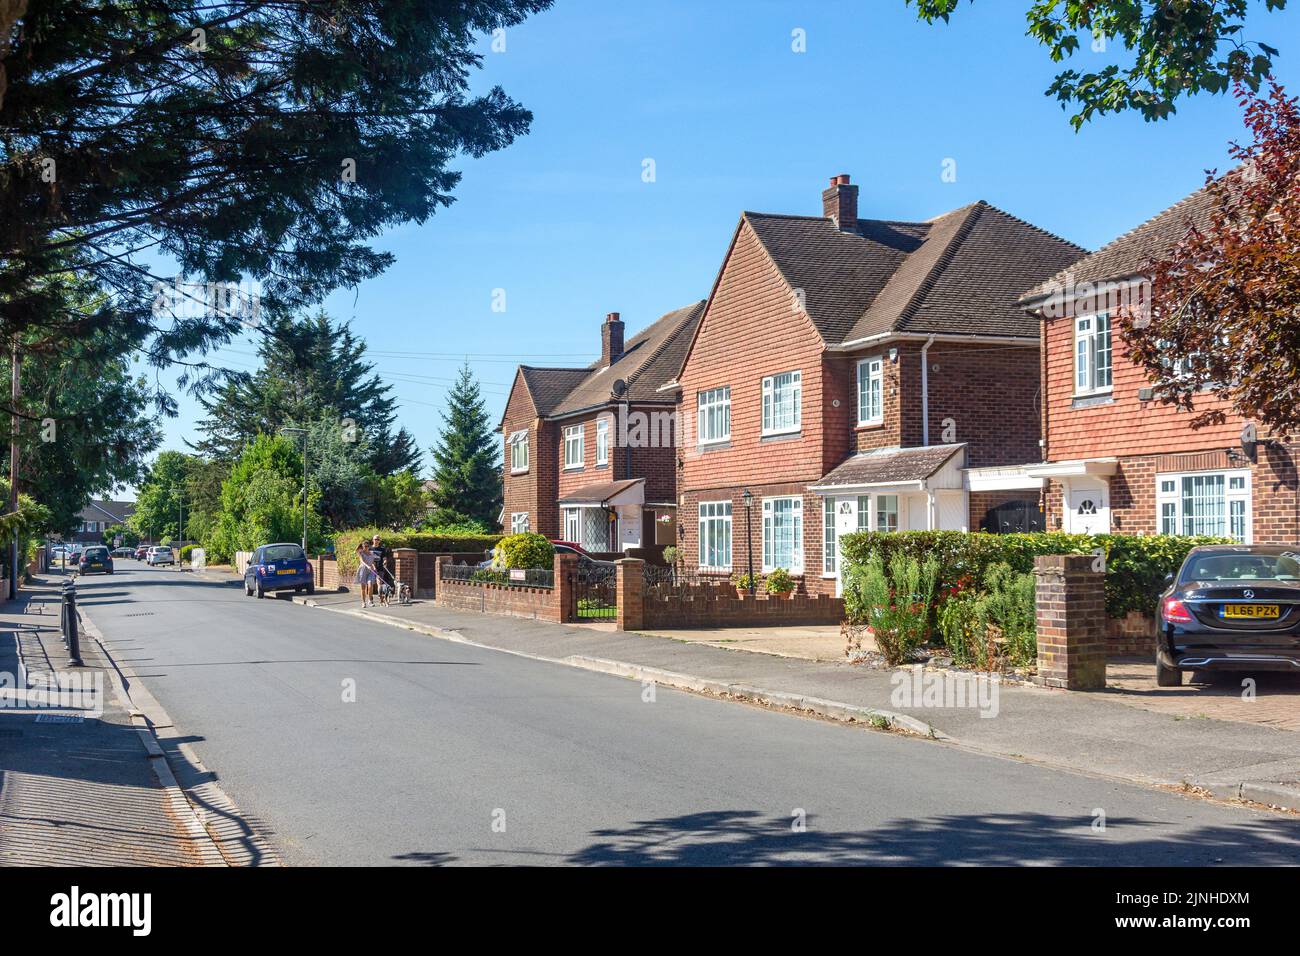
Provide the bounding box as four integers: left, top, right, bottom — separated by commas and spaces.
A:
1156, 545, 1300, 686
77, 545, 114, 575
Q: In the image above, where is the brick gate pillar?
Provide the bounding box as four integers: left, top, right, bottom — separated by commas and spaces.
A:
553, 552, 578, 623
393, 548, 417, 595
1034, 553, 1107, 690
615, 558, 645, 632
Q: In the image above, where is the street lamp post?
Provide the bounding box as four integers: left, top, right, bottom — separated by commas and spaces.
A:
280, 427, 308, 552
741, 489, 755, 597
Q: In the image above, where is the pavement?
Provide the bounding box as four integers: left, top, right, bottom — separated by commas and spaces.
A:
0, 577, 226, 866
288, 585, 1300, 811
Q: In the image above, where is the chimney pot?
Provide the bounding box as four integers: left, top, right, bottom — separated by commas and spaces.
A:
601, 312, 625, 366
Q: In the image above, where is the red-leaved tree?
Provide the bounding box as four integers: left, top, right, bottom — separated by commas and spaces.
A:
1122, 81, 1300, 436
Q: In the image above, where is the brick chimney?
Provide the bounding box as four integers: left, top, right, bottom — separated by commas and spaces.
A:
821, 173, 858, 231
601, 312, 625, 366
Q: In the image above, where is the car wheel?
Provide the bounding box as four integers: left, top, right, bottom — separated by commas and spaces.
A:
1155, 651, 1183, 687
306, 581, 315, 595
256, 581, 265, 599
245, 578, 253, 597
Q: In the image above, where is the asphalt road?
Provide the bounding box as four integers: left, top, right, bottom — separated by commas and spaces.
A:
73, 562, 1300, 866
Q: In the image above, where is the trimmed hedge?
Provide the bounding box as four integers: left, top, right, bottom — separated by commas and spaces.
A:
334, 527, 502, 577
838, 531, 1232, 618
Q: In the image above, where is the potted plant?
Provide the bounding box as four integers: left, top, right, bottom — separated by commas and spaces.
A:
731, 570, 759, 598
661, 545, 681, 571
764, 567, 796, 599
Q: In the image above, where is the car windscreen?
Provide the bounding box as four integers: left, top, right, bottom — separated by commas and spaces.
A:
262, 545, 305, 562
1181, 552, 1300, 582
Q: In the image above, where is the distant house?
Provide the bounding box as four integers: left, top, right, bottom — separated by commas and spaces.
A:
501, 303, 705, 551
68, 500, 135, 544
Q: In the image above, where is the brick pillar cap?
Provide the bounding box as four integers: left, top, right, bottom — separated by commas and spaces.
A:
616, 557, 645, 565
393, 547, 417, 554
1034, 553, 1097, 573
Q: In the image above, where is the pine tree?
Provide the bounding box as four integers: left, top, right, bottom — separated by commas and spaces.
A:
428, 364, 502, 528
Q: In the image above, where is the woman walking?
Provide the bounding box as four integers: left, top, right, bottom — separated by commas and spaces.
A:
356, 540, 378, 607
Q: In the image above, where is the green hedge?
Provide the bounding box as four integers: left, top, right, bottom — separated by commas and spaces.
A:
838, 531, 1231, 618
334, 527, 502, 577
179, 544, 196, 562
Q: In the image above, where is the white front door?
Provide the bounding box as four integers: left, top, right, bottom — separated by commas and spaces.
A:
831, 497, 859, 597
1066, 481, 1110, 534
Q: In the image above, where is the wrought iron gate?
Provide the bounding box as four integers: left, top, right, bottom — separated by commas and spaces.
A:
574, 563, 617, 620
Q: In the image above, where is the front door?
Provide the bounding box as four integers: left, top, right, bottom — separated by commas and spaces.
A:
1066, 482, 1110, 534
832, 497, 859, 597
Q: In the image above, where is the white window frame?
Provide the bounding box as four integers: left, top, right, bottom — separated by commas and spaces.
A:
697, 387, 731, 445
698, 501, 733, 571
595, 417, 610, 466
761, 370, 802, 436
510, 512, 530, 534
1156, 469, 1251, 543
857, 356, 883, 425
876, 494, 900, 533
563, 507, 581, 542
761, 496, 804, 573
508, 428, 529, 474
563, 424, 584, 470
1074, 312, 1113, 395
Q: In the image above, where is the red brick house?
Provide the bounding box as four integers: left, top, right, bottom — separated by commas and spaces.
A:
675, 174, 1086, 594
501, 302, 705, 551
1018, 177, 1300, 543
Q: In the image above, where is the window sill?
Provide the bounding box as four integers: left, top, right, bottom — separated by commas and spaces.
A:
697, 438, 731, 450
563, 465, 584, 472
856, 420, 884, 431
759, 431, 802, 444
510, 468, 529, 476
1070, 391, 1114, 410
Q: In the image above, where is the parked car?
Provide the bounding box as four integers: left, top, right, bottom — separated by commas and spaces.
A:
145, 546, 175, 566
244, 542, 314, 598
111, 547, 134, 558
1156, 545, 1300, 686
77, 545, 114, 575
134, 545, 149, 560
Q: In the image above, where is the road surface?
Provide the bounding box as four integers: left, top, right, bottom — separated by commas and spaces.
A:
72, 562, 1300, 865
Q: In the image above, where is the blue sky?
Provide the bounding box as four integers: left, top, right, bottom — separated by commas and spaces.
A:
153, 0, 1300, 484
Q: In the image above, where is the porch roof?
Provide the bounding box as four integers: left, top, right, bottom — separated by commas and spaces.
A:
810, 444, 966, 494
558, 477, 645, 507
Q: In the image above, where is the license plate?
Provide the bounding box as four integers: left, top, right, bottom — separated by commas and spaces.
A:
1222, 603, 1280, 619
277, 568, 297, 575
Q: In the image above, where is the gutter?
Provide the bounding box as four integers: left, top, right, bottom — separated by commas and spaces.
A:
828, 331, 1036, 352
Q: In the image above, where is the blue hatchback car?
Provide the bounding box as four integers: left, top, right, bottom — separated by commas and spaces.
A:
244, 543, 315, 598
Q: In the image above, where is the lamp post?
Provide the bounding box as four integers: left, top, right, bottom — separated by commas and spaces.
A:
280, 427, 308, 552
741, 489, 755, 597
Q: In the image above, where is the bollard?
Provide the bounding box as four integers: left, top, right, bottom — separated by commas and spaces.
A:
61, 580, 84, 667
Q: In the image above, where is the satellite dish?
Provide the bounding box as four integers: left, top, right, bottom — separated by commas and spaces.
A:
611, 379, 627, 398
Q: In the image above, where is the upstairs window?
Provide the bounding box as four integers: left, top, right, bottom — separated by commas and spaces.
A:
595, 417, 610, 466
563, 424, 584, 469
1074, 312, 1112, 394
508, 429, 529, 473
761, 371, 802, 436
857, 357, 883, 425
697, 387, 731, 444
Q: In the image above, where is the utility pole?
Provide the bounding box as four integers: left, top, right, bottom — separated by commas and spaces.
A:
8, 339, 19, 600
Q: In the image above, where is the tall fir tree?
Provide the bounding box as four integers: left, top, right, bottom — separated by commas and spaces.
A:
428, 364, 502, 528
193, 311, 420, 476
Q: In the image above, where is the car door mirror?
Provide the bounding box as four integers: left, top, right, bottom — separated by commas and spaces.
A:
1164, 572, 1174, 585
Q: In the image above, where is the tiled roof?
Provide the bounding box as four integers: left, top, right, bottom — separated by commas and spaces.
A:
79, 500, 134, 522
746, 202, 1085, 345
521, 301, 706, 419
814, 444, 965, 488
1019, 175, 1227, 304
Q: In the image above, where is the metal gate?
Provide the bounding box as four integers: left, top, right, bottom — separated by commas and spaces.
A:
574, 563, 617, 620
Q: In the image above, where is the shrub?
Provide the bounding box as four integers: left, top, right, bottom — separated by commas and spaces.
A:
179, 544, 195, 562
845, 553, 939, 666
764, 567, 796, 596
470, 568, 509, 585
334, 527, 503, 576
937, 589, 991, 669
732, 570, 760, 592
838, 531, 1229, 618
662, 545, 681, 568
497, 532, 555, 570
